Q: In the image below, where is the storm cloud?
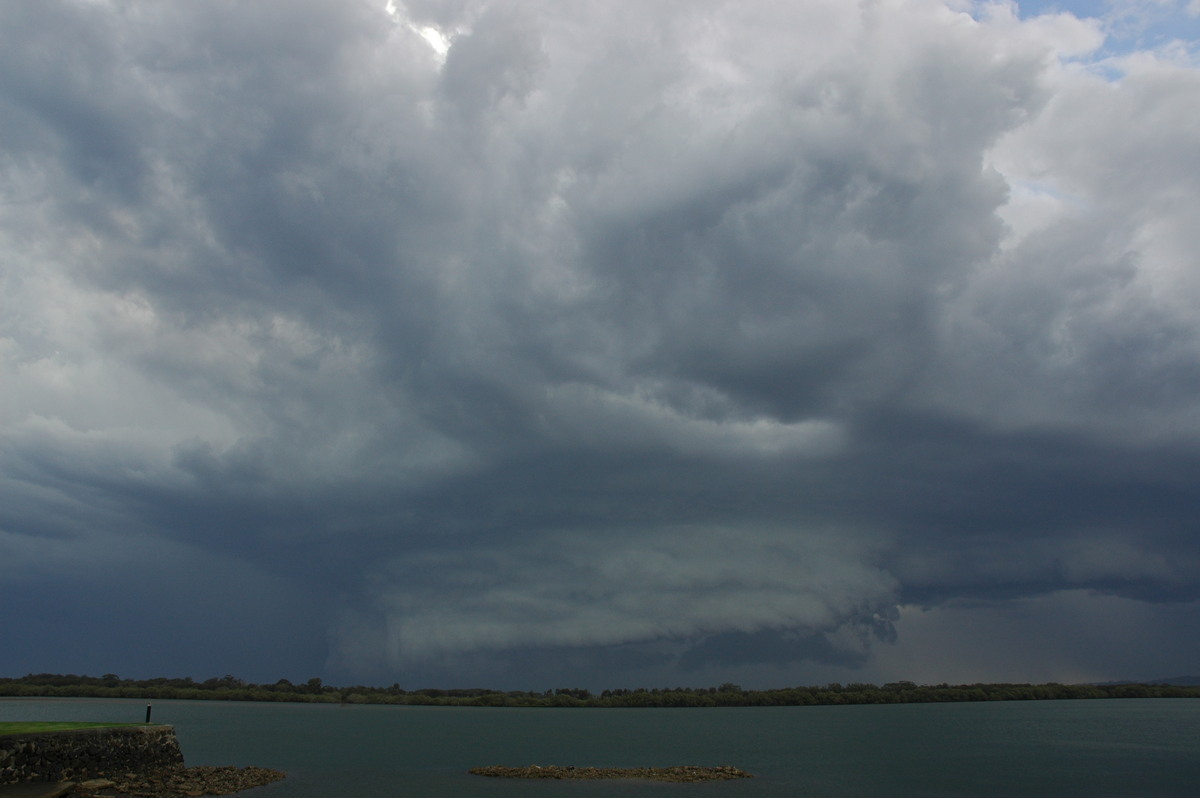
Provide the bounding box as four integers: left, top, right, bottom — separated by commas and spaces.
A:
2, 0, 1199, 689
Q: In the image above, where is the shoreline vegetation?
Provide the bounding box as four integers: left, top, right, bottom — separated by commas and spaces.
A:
3, 674, 1199, 708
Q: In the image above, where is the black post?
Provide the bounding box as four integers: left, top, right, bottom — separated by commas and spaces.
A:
145, 704, 152, 723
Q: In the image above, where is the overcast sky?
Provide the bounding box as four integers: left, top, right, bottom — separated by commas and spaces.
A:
2, 0, 1199, 691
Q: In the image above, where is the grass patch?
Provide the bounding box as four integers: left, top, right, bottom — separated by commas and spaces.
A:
0, 722, 143, 736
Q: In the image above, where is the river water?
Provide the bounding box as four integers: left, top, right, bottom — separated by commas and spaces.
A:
3, 697, 1199, 796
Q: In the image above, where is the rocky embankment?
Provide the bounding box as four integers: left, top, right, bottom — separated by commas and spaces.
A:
0, 727, 184, 785
69, 766, 285, 797
470, 764, 752, 782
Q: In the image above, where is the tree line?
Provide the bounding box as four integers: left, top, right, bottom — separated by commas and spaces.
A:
2, 673, 1198, 708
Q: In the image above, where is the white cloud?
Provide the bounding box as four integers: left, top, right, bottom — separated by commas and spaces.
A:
938, 42, 1200, 440
983, 1, 1106, 57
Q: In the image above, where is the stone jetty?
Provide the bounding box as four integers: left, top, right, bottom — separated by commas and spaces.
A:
0, 727, 283, 797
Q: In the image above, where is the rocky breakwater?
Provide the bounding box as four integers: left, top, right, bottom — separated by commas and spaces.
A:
0, 727, 184, 785
1, 726, 285, 797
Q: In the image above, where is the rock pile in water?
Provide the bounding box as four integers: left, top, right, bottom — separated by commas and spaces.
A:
69, 765, 285, 797
470, 764, 752, 782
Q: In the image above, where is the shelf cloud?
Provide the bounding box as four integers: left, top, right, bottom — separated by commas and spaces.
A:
2, 0, 1199, 688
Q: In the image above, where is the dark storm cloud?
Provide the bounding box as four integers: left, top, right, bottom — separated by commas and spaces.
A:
2, 0, 1199, 688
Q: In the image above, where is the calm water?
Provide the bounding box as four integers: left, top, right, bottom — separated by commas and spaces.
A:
3, 697, 1199, 796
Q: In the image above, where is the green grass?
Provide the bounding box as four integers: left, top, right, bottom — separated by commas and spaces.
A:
0, 722, 143, 736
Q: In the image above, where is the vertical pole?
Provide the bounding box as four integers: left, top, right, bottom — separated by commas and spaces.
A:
146, 704, 152, 723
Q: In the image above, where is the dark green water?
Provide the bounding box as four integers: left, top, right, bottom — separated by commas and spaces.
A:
3, 697, 1198, 796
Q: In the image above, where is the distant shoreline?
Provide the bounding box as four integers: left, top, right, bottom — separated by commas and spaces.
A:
3, 675, 1199, 708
